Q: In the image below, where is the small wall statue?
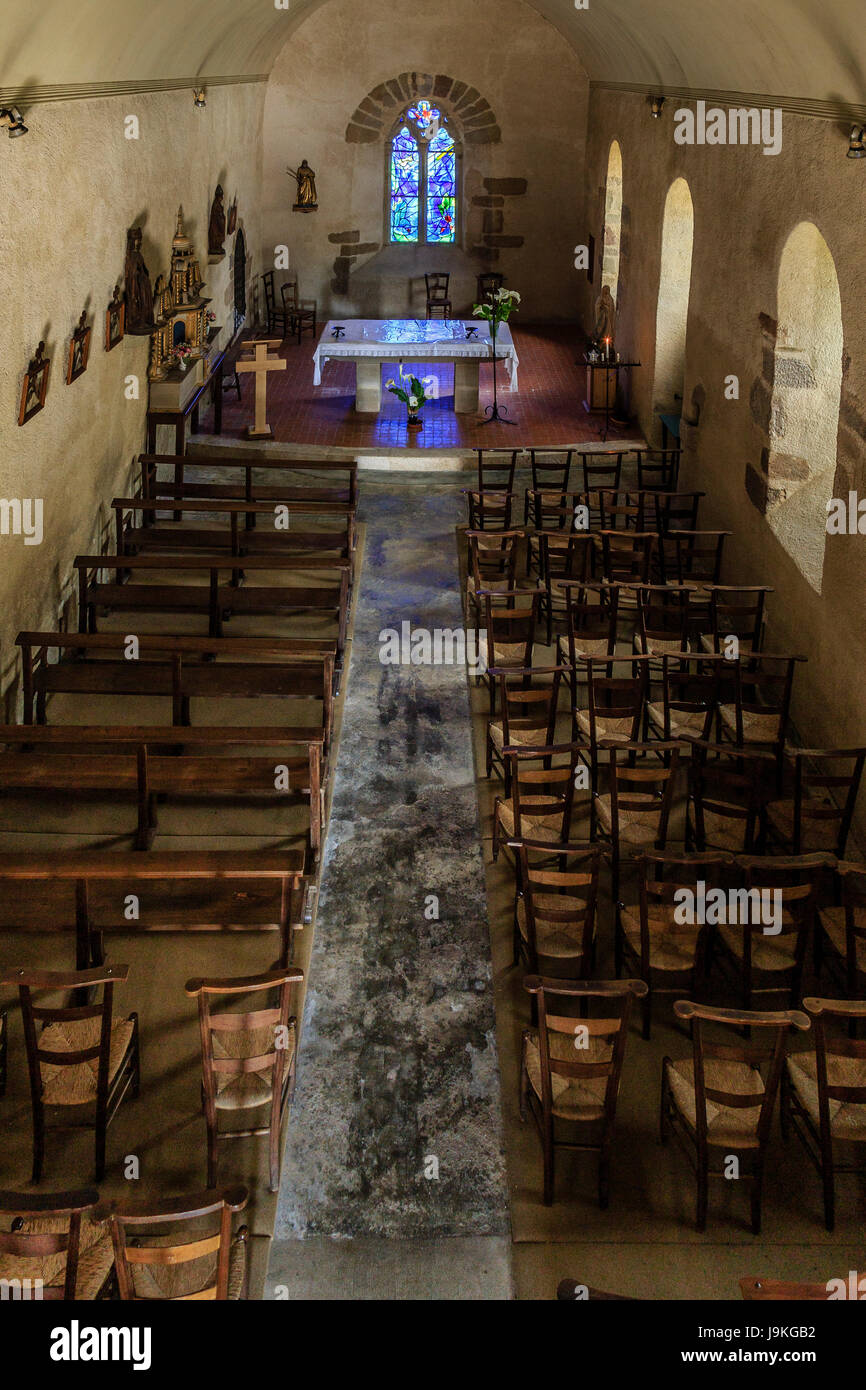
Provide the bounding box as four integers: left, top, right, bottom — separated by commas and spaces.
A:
208, 184, 227, 257
593, 284, 616, 348
124, 226, 156, 335
288, 160, 318, 211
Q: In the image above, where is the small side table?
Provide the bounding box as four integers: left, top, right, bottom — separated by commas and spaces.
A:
582, 356, 640, 442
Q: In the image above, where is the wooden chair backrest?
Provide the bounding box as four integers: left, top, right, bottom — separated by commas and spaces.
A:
525, 976, 647, 1125
606, 743, 680, 847
505, 743, 587, 840
493, 667, 564, 745
103, 1186, 248, 1301
801, 997, 866, 1127
0, 1188, 100, 1300
580, 451, 623, 493
788, 748, 866, 856
529, 449, 572, 493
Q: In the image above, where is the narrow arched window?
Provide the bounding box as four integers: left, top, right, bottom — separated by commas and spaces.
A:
388, 103, 457, 245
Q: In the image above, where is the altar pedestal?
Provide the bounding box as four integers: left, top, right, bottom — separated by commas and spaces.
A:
454, 359, 481, 413
356, 359, 383, 413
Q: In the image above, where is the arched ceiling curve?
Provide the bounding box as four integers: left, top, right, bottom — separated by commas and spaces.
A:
2, 0, 865, 107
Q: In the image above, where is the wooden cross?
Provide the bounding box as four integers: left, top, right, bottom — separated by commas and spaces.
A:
237, 338, 287, 439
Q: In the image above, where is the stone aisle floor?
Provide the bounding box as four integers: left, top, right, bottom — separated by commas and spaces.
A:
267, 474, 512, 1298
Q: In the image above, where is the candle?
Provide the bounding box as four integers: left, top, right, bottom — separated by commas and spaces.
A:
604, 337, 611, 362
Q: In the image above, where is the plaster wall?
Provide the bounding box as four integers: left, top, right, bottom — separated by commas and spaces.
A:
0, 84, 265, 702
579, 91, 866, 766
261, 0, 588, 321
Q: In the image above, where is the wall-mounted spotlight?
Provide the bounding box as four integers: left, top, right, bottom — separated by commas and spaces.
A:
0, 106, 28, 138
193, 88, 207, 109
847, 125, 865, 158
650, 96, 665, 119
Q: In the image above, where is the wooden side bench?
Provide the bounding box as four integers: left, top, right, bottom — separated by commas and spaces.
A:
0, 725, 326, 858
0, 849, 308, 967
17, 633, 335, 753
114, 495, 356, 561
139, 453, 359, 518
74, 551, 350, 671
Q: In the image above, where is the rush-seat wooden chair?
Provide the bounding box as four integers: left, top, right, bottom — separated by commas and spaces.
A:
477, 589, 540, 713
261, 270, 291, 338
425, 271, 452, 318
185, 968, 304, 1193
521, 976, 648, 1206
717, 652, 805, 792
816, 860, 866, 998
281, 276, 317, 344
0, 963, 139, 1183
98, 1186, 249, 1300
536, 534, 595, 646
660, 999, 810, 1233
686, 741, 773, 854
512, 842, 601, 978
524, 448, 573, 525
592, 741, 681, 902
486, 666, 565, 786
616, 851, 729, 1040
711, 855, 826, 1013
492, 743, 587, 861
0, 1188, 114, 1300
465, 529, 520, 631
782, 996, 866, 1232
764, 747, 866, 858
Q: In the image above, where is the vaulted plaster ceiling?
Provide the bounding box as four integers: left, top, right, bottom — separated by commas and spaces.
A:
2, 0, 865, 108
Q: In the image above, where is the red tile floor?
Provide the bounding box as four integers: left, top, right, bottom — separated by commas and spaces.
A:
198, 324, 644, 453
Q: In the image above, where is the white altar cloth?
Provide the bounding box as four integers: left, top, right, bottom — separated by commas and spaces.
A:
312, 319, 519, 390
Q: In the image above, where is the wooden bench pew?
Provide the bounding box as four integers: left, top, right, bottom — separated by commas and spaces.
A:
0, 725, 326, 858
17, 633, 335, 755
74, 551, 350, 672
0, 849, 307, 968
114, 494, 356, 562
139, 453, 358, 525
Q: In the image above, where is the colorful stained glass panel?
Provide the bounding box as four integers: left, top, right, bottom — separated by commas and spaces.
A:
426, 127, 456, 244
390, 126, 420, 242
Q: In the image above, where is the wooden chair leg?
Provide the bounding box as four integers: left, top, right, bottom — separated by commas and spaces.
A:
31, 1105, 45, 1184
696, 1152, 709, 1231
750, 1164, 763, 1236
94, 1107, 107, 1182
542, 1120, 555, 1206
821, 1142, 835, 1232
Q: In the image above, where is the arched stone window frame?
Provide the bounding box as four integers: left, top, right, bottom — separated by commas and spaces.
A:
383, 105, 464, 248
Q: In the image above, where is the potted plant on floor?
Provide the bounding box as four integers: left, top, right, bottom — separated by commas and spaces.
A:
386, 371, 434, 430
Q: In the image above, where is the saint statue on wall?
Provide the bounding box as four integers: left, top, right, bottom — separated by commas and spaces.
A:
209, 184, 227, 256
593, 284, 616, 347
288, 160, 318, 211
124, 226, 156, 334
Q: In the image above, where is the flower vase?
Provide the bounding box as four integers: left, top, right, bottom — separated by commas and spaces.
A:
178, 360, 187, 373
407, 412, 421, 429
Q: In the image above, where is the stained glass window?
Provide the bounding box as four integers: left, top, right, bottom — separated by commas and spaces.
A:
426, 127, 456, 244
388, 111, 456, 245
389, 125, 420, 243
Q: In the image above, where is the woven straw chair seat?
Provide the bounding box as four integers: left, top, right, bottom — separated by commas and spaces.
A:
496, 798, 563, 842
517, 893, 589, 958
619, 905, 700, 972
719, 705, 782, 743
786, 1052, 866, 1140
467, 576, 510, 597
647, 702, 708, 738
576, 710, 635, 742
666, 1057, 764, 1147
595, 793, 661, 846
524, 1029, 611, 1121
817, 906, 866, 972
634, 635, 689, 656
212, 1023, 290, 1111
478, 636, 529, 668
696, 807, 753, 852
717, 924, 797, 972
557, 635, 611, 663
488, 721, 548, 751
39, 1017, 134, 1106
0, 1217, 114, 1298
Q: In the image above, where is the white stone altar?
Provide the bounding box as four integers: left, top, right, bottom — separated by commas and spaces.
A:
312, 318, 519, 413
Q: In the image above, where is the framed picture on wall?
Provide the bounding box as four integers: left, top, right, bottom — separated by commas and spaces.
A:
67, 310, 92, 384
105, 286, 126, 351
18, 341, 51, 426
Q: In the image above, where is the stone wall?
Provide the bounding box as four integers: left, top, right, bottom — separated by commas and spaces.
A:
578, 90, 866, 768
262, 0, 588, 321
0, 83, 265, 706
